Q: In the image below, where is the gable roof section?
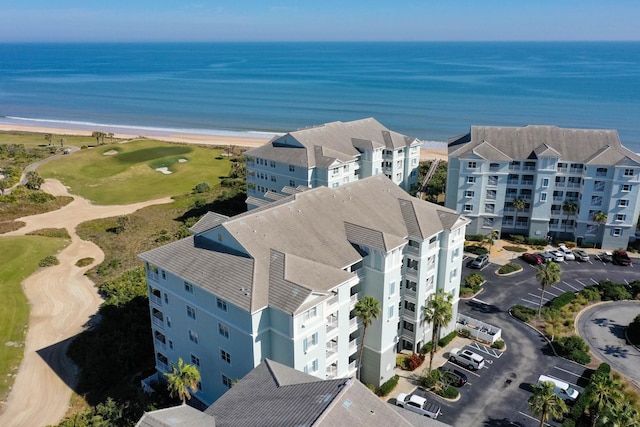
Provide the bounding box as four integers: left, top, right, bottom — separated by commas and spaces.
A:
136, 404, 215, 427
449, 125, 640, 164
245, 118, 419, 169
190, 212, 229, 234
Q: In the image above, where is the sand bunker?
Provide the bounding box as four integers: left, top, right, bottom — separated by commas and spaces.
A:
155, 167, 172, 174
103, 150, 118, 156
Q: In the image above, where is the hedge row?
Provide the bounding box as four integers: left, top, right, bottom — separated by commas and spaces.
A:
549, 292, 575, 309
377, 374, 399, 396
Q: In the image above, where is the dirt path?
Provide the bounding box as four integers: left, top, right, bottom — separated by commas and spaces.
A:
0, 179, 173, 427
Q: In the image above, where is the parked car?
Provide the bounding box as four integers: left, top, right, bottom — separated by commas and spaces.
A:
449, 347, 485, 370
440, 366, 468, 387
573, 249, 590, 262
596, 252, 612, 263
469, 254, 489, 269
535, 252, 555, 263
395, 393, 442, 419
537, 375, 580, 403
521, 253, 543, 265
558, 245, 575, 260
612, 249, 632, 266
547, 250, 564, 262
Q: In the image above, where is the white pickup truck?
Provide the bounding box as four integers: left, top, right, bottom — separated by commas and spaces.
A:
395, 393, 441, 419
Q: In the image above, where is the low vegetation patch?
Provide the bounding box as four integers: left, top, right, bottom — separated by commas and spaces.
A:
39, 255, 60, 267
0, 186, 73, 226
628, 314, 640, 348
503, 245, 527, 253
464, 245, 488, 255
511, 304, 537, 322
75, 257, 94, 268
27, 228, 71, 239
374, 374, 399, 396
491, 339, 506, 350
0, 221, 25, 234
552, 335, 590, 364
497, 262, 522, 275
419, 369, 459, 399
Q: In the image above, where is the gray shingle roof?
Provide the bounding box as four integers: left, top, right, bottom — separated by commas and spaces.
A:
245, 118, 419, 169
135, 405, 215, 427
190, 212, 229, 234
449, 125, 640, 164
141, 176, 463, 315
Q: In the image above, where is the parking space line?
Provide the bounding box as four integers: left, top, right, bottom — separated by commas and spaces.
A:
590, 278, 598, 284
547, 372, 580, 389
469, 342, 503, 358
520, 298, 539, 306
445, 362, 481, 377
528, 293, 551, 302
535, 288, 558, 297
564, 281, 580, 291
519, 411, 550, 426
551, 285, 565, 293
552, 366, 583, 379
471, 297, 490, 305
625, 279, 629, 285
575, 279, 587, 287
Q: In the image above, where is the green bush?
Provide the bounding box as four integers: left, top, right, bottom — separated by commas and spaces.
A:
498, 263, 522, 274
464, 272, 485, 288
578, 286, 601, 302
597, 280, 631, 301
553, 335, 591, 364
439, 386, 459, 399
420, 370, 440, 389
459, 286, 474, 295
512, 304, 536, 322
550, 292, 576, 309
421, 341, 433, 354
39, 255, 60, 267
511, 234, 526, 244
628, 318, 640, 347
580, 242, 595, 248
503, 245, 527, 253
491, 340, 505, 349
464, 245, 488, 255
527, 237, 548, 246
567, 349, 591, 365
378, 375, 399, 396
465, 234, 484, 242
438, 331, 458, 348
192, 182, 210, 193
458, 329, 471, 338
561, 419, 576, 427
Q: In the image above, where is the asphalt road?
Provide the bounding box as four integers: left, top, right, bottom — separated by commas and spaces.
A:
432, 255, 640, 427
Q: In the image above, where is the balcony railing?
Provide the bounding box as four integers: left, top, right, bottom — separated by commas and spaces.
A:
515, 221, 529, 227
327, 295, 338, 306
157, 361, 169, 372
326, 365, 338, 379
507, 179, 519, 185
349, 338, 359, 354
521, 180, 534, 186
405, 245, 420, 256
326, 342, 338, 358
349, 360, 357, 372
152, 316, 164, 329
349, 317, 360, 331
326, 317, 338, 333
150, 294, 162, 306
404, 287, 416, 298
154, 338, 166, 350
349, 293, 360, 306
567, 182, 581, 188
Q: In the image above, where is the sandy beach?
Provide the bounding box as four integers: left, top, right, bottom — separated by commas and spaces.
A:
0, 123, 448, 160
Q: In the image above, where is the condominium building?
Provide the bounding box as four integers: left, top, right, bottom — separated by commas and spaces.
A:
139, 175, 468, 405
244, 118, 421, 210
446, 125, 640, 249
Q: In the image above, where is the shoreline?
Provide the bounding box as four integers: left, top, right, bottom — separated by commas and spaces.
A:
0, 122, 448, 160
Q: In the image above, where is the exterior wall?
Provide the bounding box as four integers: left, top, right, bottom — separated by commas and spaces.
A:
318, 160, 361, 189
447, 151, 640, 249
246, 155, 310, 205
436, 225, 466, 336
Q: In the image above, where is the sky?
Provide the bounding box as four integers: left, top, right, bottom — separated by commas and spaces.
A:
0, 0, 638, 43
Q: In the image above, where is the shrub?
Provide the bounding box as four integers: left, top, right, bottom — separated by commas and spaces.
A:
598, 280, 631, 301
491, 340, 505, 350
579, 286, 601, 302
420, 370, 440, 389
511, 234, 526, 244
512, 304, 536, 322
192, 182, 211, 193
498, 263, 522, 274
438, 331, 458, 348
39, 255, 60, 267
561, 419, 576, 427
458, 329, 471, 338
465, 234, 484, 242
459, 286, 474, 295
503, 245, 527, 253
628, 317, 640, 347
464, 245, 488, 255
408, 353, 425, 370
550, 292, 576, 310
421, 342, 433, 354
378, 375, 399, 396
464, 272, 485, 288
563, 241, 576, 249
527, 237, 548, 246
439, 386, 459, 399
554, 335, 591, 364
581, 242, 595, 248
567, 349, 591, 365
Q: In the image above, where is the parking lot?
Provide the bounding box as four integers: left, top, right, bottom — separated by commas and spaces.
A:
421, 250, 640, 426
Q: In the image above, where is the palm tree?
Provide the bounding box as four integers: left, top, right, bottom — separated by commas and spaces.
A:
535, 261, 561, 315
513, 198, 527, 226
44, 133, 52, 146
562, 200, 578, 233
600, 400, 640, 427
589, 374, 622, 427
164, 357, 201, 404
529, 381, 568, 427
25, 170, 44, 190
422, 290, 453, 373
593, 211, 607, 248
354, 296, 381, 381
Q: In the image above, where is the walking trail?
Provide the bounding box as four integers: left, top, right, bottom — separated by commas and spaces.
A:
0, 179, 172, 427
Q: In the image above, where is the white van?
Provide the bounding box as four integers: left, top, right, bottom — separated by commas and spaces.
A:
537, 375, 579, 402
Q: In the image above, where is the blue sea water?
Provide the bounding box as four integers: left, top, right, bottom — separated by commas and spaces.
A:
0, 42, 639, 151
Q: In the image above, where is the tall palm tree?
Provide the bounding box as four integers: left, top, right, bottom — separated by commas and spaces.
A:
44, 133, 52, 146
513, 198, 527, 214
589, 374, 622, 427
535, 261, 561, 315
164, 357, 201, 404
600, 400, 640, 427
354, 296, 380, 381
422, 290, 453, 373
593, 211, 607, 248
528, 381, 568, 427
562, 200, 578, 233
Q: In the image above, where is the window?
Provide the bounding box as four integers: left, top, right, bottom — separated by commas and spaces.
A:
613, 228, 622, 237
484, 203, 495, 213
186, 305, 196, 320
450, 268, 458, 281
218, 323, 230, 338
169, 340, 173, 350
468, 161, 477, 169
303, 333, 319, 352
467, 176, 476, 184
191, 354, 200, 367
303, 307, 317, 323
464, 204, 473, 212
221, 349, 231, 364
289, 180, 296, 187
188, 330, 199, 344
389, 281, 396, 296
304, 359, 319, 373
619, 199, 629, 207
388, 305, 394, 319
331, 168, 339, 176
404, 301, 416, 312
164, 293, 169, 304
465, 190, 474, 198
289, 165, 295, 172
161, 270, 166, 280
403, 321, 414, 332
217, 298, 228, 312
483, 217, 494, 228
542, 178, 549, 187
270, 160, 276, 167
222, 374, 233, 388
624, 168, 634, 176
621, 184, 632, 192
184, 282, 194, 294
271, 176, 276, 182
591, 196, 602, 206
616, 214, 626, 221
596, 167, 608, 176
540, 192, 547, 202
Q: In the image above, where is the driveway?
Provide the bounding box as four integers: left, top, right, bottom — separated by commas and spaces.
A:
576, 301, 640, 389
0, 179, 172, 427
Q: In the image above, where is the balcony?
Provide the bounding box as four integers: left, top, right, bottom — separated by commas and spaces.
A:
515, 221, 529, 228
567, 182, 581, 188
507, 179, 519, 185
348, 360, 357, 372
404, 287, 416, 298
405, 245, 420, 256
326, 341, 338, 358
326, 295, 338, 307
349, 338, 359, 355
523, 165, 536, 171
326, 365, 338, 379
326, 316, 338, 334
520, 180, 534, 186
349, 292, 360, 307
157, 360, 169, 372
150, 293, 162, 306
553, 196, 563, 202
154, 337, 166, 350
403, 267, 418, 279
555, 181, 566, 187
349, 317, 360, 332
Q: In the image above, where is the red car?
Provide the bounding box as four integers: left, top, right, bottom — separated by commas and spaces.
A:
612, 250, 632, 266
521, 253, 543, 265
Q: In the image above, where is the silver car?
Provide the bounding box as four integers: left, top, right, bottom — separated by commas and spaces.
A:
573, 249, 589, 262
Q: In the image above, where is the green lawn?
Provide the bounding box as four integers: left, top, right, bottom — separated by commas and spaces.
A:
38, 139, 232, 204
0, 236, 70, 398
0, 131, 99, 148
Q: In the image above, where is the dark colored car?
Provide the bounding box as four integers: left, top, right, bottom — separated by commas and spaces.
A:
440, 366, 468, 387
612, 250, 632, 266
596, 252, 612, 263
521, 253, 543, 265
536, 252, 555, 263
469, 254, 489, 269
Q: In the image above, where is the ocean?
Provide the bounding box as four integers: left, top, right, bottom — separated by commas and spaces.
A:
1, 42, 639, 151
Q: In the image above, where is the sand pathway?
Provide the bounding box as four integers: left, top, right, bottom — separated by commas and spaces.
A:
0, 179, 172, 427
